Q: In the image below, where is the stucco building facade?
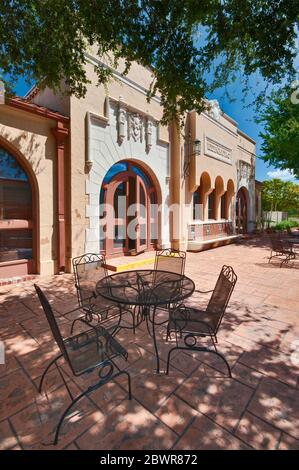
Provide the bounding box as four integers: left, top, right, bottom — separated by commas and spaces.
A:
0, 53, 256, 280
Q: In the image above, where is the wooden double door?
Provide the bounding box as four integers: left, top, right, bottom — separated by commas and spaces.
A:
100, 163, 157, 256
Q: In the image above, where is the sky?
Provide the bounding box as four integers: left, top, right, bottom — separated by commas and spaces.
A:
9, 70, 297, 184
207, 75, 298, 184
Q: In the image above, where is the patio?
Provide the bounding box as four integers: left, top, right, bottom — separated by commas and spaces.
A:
1, 236, 299, 450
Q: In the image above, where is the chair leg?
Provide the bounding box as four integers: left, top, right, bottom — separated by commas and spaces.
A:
166, 346, 232, 378
53, 369, 132, 445
70, 316, 85, 334
39, 354, 63, 393
166, 324, 170, 342
210, 334, 218, 353
166, 347, 177, 375
53, 387, 90, 445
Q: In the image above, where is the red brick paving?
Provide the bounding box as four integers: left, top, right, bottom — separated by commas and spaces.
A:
1, 235, 299, 449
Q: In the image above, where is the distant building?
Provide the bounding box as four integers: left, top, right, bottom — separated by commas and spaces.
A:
0, 53, 256, 280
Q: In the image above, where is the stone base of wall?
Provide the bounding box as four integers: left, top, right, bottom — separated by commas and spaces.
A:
187, 234, 240, 252
0, 274, 37, 287
188, 221, 234, 242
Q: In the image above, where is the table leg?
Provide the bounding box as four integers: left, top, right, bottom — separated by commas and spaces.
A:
150, 306, 160, 374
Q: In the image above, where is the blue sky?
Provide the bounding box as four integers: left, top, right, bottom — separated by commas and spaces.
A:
10, 72, 295, 183
207, 75, 297, 183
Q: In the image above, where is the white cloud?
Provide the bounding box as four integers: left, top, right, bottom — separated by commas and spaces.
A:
266, 169, 296, 181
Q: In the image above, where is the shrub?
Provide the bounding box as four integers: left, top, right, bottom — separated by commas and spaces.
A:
273, 219, 299, 230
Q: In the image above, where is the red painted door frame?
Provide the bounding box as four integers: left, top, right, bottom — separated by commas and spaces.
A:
102, 162, 156, 256
51, 121, 69, 273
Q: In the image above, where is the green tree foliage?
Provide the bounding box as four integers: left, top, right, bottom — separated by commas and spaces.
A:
262, 178, 299, 213
0, 1, 298, 123
259, 86, 299, 178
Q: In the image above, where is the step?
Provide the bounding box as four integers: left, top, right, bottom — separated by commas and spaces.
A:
105, 253, 155, 272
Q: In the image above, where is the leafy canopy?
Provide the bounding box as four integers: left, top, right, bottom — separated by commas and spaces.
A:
0, 1, 298, 123
262, 178, 299, 213
259, 86, 299, 178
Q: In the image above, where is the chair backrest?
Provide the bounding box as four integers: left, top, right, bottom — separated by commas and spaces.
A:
268, 232, 284, 252
154, 248, 186, 276
34, 284, 71, 366
72, 253, 107, 308
206, 265, 237, 333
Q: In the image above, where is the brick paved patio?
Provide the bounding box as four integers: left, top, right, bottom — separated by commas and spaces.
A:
1, 236, 299, 450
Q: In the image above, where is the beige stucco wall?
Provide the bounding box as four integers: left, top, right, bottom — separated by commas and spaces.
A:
185, 107, 256, 236
0, 104, 58, 275
29, 51, 257, 259
193, 111, 239, 190
66, 58, 171, 266
28, 84, 70, 117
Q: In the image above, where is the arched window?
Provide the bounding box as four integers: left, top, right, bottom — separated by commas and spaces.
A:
0, 147, 34, 275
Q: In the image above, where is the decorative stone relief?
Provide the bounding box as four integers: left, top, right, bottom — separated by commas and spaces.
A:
128, 113, 143, 142
238, 160, 252, 181
207, 99, 221, 121
146, 118, 153, 151
115, 97, 155, 150
117, 96, 126, 143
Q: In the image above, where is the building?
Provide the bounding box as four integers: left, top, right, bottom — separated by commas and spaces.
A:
0, 53, 256, 280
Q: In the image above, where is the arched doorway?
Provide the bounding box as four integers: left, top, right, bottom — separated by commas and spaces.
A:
0, 145, 37, 277
100, 161, 158, 256
236, 187, 248, 234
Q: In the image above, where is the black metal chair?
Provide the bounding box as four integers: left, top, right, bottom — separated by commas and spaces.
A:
166, 265, 237, 377
72, 253, 138, 334
34, 284, 131, 445
268, 233, 296, 267
154, 248, 186, 280
152, 248, 186, 310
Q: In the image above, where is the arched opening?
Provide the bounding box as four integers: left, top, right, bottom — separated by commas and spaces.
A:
225, 179, 235, 220
214, 175, 225, 220
0, 144, 38, 277
193, 172, 212, 220
236, 187, 249, 234
99, 161, 159, 256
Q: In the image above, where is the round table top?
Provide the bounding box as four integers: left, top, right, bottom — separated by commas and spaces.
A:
96, 269, 195, 306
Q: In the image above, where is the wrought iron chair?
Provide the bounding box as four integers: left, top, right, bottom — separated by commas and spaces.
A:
72, 253, 138, 334
154, 248, 186, 279
34, 284, 131, 445
152, 248, 187, 317
268, 233, 296, 267
166, 265, 237, 377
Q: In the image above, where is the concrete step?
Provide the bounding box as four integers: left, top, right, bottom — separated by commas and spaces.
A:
105, 252, 155, 272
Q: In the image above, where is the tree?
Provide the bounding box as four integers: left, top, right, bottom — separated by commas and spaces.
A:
262, 178, 299, 213
0, 1, 298, 123
259, 86, 299, 178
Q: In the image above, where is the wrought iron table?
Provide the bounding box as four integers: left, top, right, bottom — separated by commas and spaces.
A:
96, 269, 195, 373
